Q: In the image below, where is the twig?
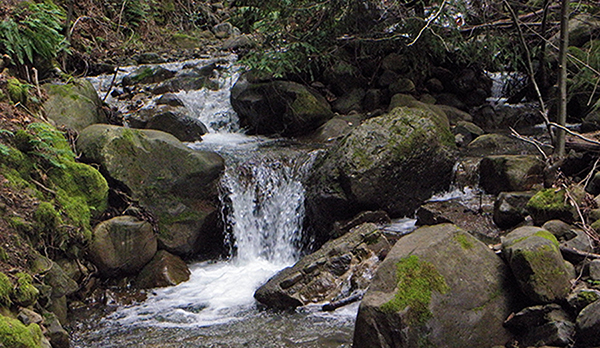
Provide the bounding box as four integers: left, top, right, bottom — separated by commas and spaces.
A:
550, 122, 600, 147
103, 66, 120, 102
31, 67, 42, 100
580, 157, 600, 189
69, 16, 92, 37
407, 0, 448, 47
30, 179, 57, 195
509, 127, 550, 161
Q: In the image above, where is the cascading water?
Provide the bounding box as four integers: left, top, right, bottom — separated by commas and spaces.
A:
73, 57, 364, 347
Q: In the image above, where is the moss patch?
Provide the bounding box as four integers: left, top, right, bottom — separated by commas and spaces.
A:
454, 233, 474, 250
0, 273, 12, 307
0, 314, 43, 348
527, 188, 568, 212
13, 273, 38, 307
381, 255, 449, 325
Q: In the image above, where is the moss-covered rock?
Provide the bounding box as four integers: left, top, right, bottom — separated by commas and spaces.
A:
13, 273, 39, 307
527, 187, 581, 225
306, 106, 456, 243
502, 226, 572, 303
353, 224, 516, 348
231, 75, 334, 136
0, 273, 13, 307
0, 314, 43, 348
42, 79, 107, 132
479, 155, 545, 195
122, 66, 176, 86
77, 124, 224, 256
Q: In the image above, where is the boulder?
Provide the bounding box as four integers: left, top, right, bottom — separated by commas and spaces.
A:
122, 66, 176, 86
353, 224, 515, 348
230, 75, 334, 136
567, 286, 600, 313
542, 220, 594, 254
332, 88, 365, 114
43, 79, 107, 131
145, 107, 208, 142
466, 134, 541, 157
155, 93, 185, 107
493, 191, 535, 229
527, 186, 583, 226
77, 125, 225, 256
254, 223, 392, 309
501, 226, 572, 303
479, 155, 545, 195
88, 216, 157, 277
504, 303, 575, 347
576, 300, 600, 347
135, 250, 190, 288
306, 105, 456, 243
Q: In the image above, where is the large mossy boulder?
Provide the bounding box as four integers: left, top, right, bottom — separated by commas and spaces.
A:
230, 74, 334, 136
254, 223, 392, 309
353, 224, 516, 348
43, 79, 107, 131
88, 216, 157, 277
77, 125, 225, 256
501, 226, 572, 304
0, 314, 43, 348
479, 155, 545, 195
306, 106, 456, 243
527, 187, 582, 225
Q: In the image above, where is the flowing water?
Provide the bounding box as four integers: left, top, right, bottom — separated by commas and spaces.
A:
73, 57, 374, 347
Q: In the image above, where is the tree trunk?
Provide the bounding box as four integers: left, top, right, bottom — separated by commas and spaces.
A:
556, 0, 570, 158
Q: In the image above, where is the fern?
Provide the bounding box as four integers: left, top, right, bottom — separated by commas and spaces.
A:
0, 1, 67, 67
26, 123, 74, 169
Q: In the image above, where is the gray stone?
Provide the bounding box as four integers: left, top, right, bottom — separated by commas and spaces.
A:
567, 286, 600, 313
89, 216, 157, 277
502, 226, 572, 303
493, 191, 535, 229
479, 155, 545, 195
504, 303, 575, 347
122, 66, 175, 86
589, 260, 600, 281
353, 224, 515, 348
135, 250, 191, 289
576, 300, 600, 347
145, 108, 208, 142
155, 93, 185, 107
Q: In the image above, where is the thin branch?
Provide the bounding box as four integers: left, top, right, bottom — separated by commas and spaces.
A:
509, 127, 550, 161
550, 122, 600, 147
407, 0, 448, 47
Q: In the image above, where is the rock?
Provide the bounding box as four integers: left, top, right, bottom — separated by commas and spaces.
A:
466, 133, 540, 156
576, 300, 600, 347
527, 186, 583, 226
0, 314, 43, 348
152, 75, 218, 95
122, 66, 176, 86
77, 125, 225, 256
479, 155, 545, 195
305, 117, 352, 143
502, 226, 572, 303
439, 105, 473, 124
389, 78, 415, 95
155, 93, 185, 107
493, 191, 535, 229
416, 199, 500, 244
213, 22, 235, 39
89, 216, 157, 277
13, 273, 39, 307
223, 34, 255, 50
332, 88, 365, 114
362, 89, 386, 111
353, 224, 515, 348
135, 250, 191, 288
231, 75, 334, 136
504, 304, 575, 347
306, 105, 456, 243
435, 93, 466, 110
145, 107, 208, 142
542, 220, 594, 254
17, 308, 42, 326
589, 260, 600, 281
388, 94, 448, 125
567, 286, 600, 313
254, 223, 392, 309
133, 52, 164, 64
425, 78, 444, 93
378, 70, 398, 87
331, 210, 390, 239
43, 79, 107, 132
43, 312, 69, 348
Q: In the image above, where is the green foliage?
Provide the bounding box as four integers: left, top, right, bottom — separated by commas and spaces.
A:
7, 78, 30, 105
0, 1, 67, 68
25, 122, 75, 169
0, 314, 43, 348
13, 272, 39, 307
381, 255, 449, 325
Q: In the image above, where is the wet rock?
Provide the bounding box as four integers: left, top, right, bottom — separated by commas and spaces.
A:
502, 226, 572, 303
135, 250, 190, 288
493, 191, 535, 229
145, 107, 208, 142
231, 74, 334, 136
331, 210, 390, 238
479, 155, 545, 195
155, 93, 185, 107
133, 52, 164, 64
353, 224, 515, 348
152, 75, 218, 95
304, 117, 352, 143
576, 300, 600, 347
306, 105, 456, 243
417, 199, 501, 244
43, 79, 107, 132
504, 303, 575, 347
89, 216, 157, 277
254, 223, 392, 309
122, 66, 175, 86
77, 125, 225, 257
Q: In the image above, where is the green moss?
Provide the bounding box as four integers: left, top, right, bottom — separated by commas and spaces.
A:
454, 233, 474, 250
0, 247, 7, 262
577, 290, 600, 304
34, 202, 61, 232
13, 273, 38, 307
7, 78, 29, 105
527, 188, 568, 211
533, 230, 560, 247
48, 161, 109, 214
0, 273, 12, 307
381, 255, 449, 325
0, 314, 43, 348
55, 190, 92, 242
517, 244, 568, 296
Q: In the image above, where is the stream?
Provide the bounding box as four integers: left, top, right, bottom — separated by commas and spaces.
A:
72, 56, 380, 348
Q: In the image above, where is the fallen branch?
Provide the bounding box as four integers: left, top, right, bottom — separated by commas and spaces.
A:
550, 122, 600, 148
509, 127, 551, 161
407, 0, 448, 46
